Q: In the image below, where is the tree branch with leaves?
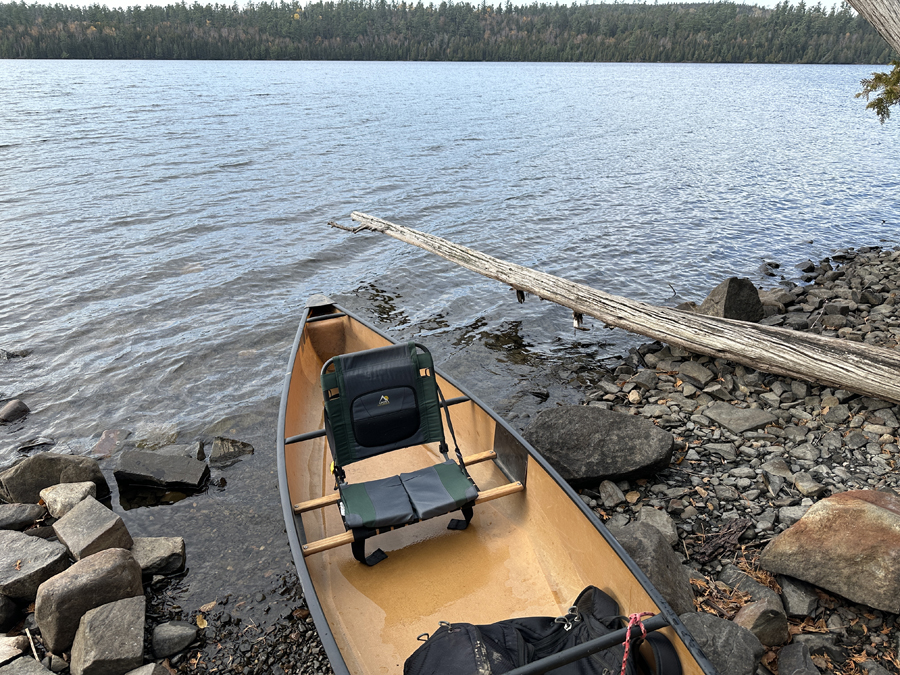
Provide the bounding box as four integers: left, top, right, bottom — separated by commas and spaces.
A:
856, 59, 900, 123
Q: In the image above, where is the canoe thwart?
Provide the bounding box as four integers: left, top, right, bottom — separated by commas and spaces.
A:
474, 481, 524, 504
294, 492, 342, 514
306, 312, 348, 323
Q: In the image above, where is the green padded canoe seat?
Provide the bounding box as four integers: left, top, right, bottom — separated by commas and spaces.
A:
340, 475, 416, 530
321, 342, 477, 565
400, 461, 478, 521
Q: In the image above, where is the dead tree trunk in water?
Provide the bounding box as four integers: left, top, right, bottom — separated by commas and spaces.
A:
848, 0, 900, 53
335, 212, 900, 405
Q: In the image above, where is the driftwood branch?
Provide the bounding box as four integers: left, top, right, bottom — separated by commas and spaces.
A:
344, 211, 900, 405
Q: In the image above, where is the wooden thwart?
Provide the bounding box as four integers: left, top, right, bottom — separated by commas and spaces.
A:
300, 480, 524, 557
292, 450, 499, 514
335, 213, 900, 405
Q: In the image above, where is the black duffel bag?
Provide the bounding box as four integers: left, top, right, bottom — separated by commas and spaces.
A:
403, 586, 681, 675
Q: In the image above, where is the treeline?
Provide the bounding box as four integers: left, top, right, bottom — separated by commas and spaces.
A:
0, 0, 895, 62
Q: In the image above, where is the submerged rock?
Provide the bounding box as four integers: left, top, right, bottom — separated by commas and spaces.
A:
0, 400, 30, 424
208, 437, 253, 467
114, 450, 209, 490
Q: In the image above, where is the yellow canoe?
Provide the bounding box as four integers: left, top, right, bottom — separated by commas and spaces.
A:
277, 295, 717, 675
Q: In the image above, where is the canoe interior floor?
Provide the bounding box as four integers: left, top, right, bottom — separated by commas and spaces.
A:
284, 312, 701, 675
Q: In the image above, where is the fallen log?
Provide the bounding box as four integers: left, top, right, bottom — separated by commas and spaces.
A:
847, 0, 900, 53
333, 212, 900, 405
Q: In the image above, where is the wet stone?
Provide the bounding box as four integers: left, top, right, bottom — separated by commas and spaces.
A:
0, 530, 68, 600
52, 496, 133, 561
0, 504, 46, 531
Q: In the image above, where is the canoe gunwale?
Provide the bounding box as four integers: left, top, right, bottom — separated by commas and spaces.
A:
277, 301, 719, 675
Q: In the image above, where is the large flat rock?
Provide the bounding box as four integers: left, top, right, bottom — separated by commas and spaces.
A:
760, 490, 900, 612
0, 453, 109, 504
704, 402, 778, 435
0, 530, 68, 600
523, 406, 673, 485
35, 548, 142, 654
114, 450, 209, 490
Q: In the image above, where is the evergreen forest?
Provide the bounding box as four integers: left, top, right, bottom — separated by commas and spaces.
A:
0, 0, 895, 62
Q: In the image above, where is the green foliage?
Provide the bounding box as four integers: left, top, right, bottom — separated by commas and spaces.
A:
857, 60, 900, 123
0, 0, 895, 62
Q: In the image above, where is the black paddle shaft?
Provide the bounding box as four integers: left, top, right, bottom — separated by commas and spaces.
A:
502, 614, 670, 675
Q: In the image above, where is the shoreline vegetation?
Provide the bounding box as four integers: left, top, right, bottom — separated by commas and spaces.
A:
0, 0, 896, 62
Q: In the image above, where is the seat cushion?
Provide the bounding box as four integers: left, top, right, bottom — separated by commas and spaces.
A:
400, 461, 478, 521
340, 475, 416, 529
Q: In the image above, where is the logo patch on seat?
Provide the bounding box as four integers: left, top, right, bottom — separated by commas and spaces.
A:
378, 395, 390, 406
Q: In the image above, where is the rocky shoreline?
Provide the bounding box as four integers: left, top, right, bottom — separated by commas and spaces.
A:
523, 244, 900, 675
3, 244, 900, 675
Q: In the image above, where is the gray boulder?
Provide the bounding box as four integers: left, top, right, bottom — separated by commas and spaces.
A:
777, 575, 818, 618
679, 611, 764, 675
523, 407, 674, 485
40, 482, 97, 518
208, 437, 253, 467
0, 400, 30, 424
124, 666, 169, 675
70, 596, 145, 675
114, 451, 208, 490
0, 504, 46, 531
35, 548, 143, 653
131, 537, 185, 575
719, 564, 783, 608
0, 454, 109, 504
52, 496, 133, 561
0, 637, 29, 667
778, 643, 820, 675
0, 595, 18, 632
0, 530, 68, 600
0, 658, 52, 674
635, 508, 679, 546
152, 621, 198, 658
607, 522, 695, 615
732, 596, 789, 646
697, 277, 764, 322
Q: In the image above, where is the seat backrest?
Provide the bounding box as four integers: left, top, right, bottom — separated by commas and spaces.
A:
321, 342, 446, 468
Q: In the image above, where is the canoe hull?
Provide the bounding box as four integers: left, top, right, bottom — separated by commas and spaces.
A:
277, 299, 718, 675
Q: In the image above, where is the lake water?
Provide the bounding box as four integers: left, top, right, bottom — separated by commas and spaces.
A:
1, 59, 898, 617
